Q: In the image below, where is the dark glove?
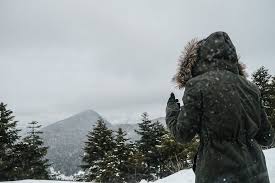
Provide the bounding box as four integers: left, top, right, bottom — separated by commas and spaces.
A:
167, 93, 181, 109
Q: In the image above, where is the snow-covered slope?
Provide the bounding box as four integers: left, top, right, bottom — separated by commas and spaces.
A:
148, 148, 275, 183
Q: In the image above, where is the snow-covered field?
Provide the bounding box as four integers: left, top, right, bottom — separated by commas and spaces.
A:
2, 148, 275, 183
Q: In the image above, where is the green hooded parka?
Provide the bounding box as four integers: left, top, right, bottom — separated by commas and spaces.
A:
166, 32, 275, 183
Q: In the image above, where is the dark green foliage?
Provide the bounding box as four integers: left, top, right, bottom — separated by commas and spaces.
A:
0, 102, 21, 181
81, 118, 115, 181
81, 120, 145, 183
80, 113, 201, 182
157, 133, 199, 177
269, 76, 275, 133
95, 128, 133, 183
0, 103, 50, 180
113, 128, 131, 182
126, 143, 147, 182
95, 151, 122, 183
112, 128, 151, 183
252, 66, 275, 145
135, 113, 168, 180
252, 66, 273, 115
19, 121, 50, 179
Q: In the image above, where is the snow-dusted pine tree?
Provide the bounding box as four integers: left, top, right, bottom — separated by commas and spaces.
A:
135, 112, 167, 180
270, 76, 275, 101
19, 121, 50, 179
0, 102, 21, 180
95, 151, 122, 183
252, 66, 273, 114
92, 128, 133, 183
157, 133, 199, 177
252, 66, 275, 146
126, 143, 147, 182
113, 128, 130, 182
269, 76, 275, 137
81, 117, 115, 182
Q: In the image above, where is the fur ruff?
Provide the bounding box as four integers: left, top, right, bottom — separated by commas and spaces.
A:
172, 38, 200, 89
237, 60, 248, 78
173, 39, 247, 89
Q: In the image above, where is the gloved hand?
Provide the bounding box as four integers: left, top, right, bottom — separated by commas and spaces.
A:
167, 93, 181, 109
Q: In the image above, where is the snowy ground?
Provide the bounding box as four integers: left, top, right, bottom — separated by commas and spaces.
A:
2, 148, 275, 183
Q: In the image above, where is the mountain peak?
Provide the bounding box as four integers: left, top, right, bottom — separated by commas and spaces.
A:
79, 109, 98, 114
41, 109, 107, 175
42, 109, 106, 131
73, 109, 100, 118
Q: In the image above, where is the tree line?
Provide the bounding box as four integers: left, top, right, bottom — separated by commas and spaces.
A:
77, 113, 198, 183
0, 66, 275, 182
0, 103, 49, 181
0, 104, 198, 182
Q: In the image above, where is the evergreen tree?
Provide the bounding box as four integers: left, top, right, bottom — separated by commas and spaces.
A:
95, 151, 122, 183
269, 77, 275, 129
135, 113, 167, 180
19, 121, 50, 179
252, 66, 273, 116
269, 76, 275, 146
0, 102, 21, 180
81, 118, 115, 182
126, 143, 147, 183
113, 128, 131, 182
94, 128, 133, 183
157, 133, 199, 177
252, 66, 275, 144
252, 66, 275, 146
151, 120, 168, 179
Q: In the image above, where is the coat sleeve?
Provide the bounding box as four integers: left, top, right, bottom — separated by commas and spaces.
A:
166, 82, 202, 143
255, 98, 275, 146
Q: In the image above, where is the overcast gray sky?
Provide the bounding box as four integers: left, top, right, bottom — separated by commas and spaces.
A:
0, 0, 275, 128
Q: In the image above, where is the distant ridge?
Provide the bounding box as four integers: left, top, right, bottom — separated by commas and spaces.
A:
43, 109, 108, 130
41, 111, 165, 175
42, 110, 109, 175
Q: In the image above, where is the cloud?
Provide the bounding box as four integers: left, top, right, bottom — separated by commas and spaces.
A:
0, 0, 274, 126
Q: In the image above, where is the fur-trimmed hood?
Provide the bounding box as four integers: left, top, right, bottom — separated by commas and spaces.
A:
173, 31, 247, 89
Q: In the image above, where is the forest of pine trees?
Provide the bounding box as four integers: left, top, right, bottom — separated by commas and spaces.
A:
80, 113, 199, 183
0, 103, 49, 180
1, 66, 275, 182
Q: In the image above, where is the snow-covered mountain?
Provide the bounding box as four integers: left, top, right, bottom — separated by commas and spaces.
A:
41, 110, 110, 176
41, 110, 165, 176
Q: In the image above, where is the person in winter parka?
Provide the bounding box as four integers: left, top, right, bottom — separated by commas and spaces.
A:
166, 31, 275, 183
